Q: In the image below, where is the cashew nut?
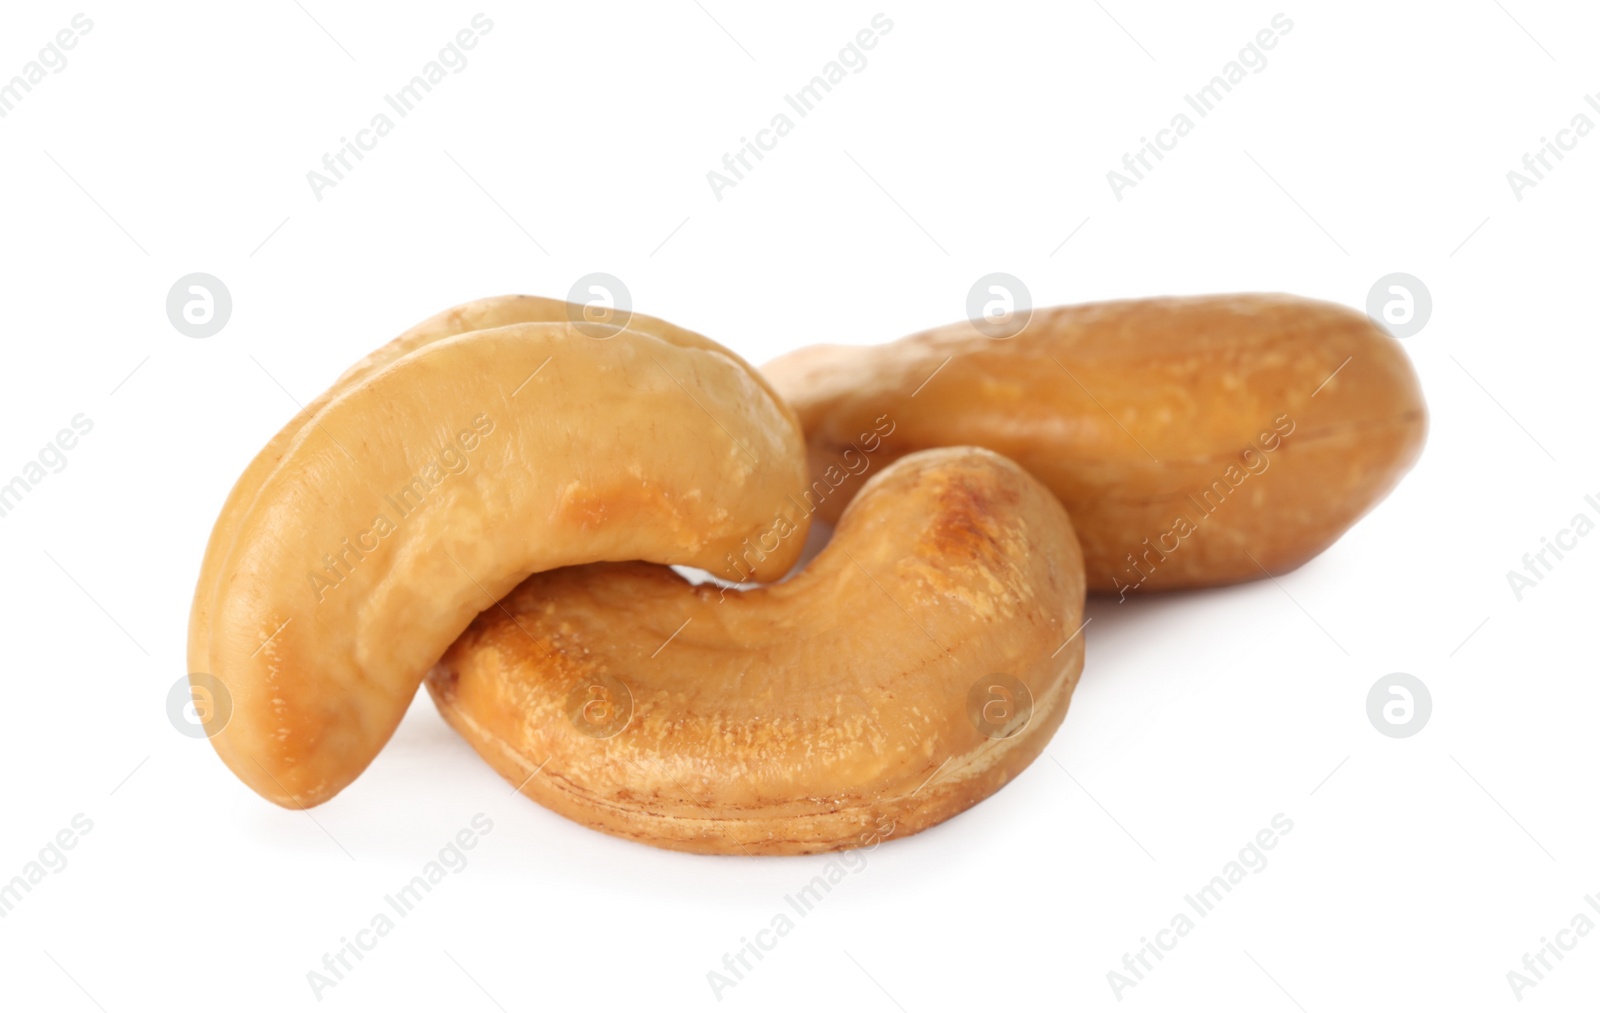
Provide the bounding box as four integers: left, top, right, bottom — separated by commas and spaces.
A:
764, 294, 1426, 592
426, 447, 1086, 855
190, 300, 810, 808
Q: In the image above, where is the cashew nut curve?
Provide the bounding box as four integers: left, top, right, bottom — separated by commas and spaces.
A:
426, 447, 1087, 855
764, 294, 1427, 593
190, 302, 810, 808
187, 295, 793, 677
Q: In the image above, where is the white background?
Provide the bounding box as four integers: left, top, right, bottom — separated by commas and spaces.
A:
1, 1, 1596, 1010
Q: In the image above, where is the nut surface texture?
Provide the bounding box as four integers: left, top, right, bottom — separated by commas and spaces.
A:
189, 298, 810, 808
428, 447, 1087, 855
764, 294, 1427, 593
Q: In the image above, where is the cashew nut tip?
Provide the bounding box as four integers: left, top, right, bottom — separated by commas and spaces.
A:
763, 293, 1427, 593
189, 297, 810, 808
427, 447, 1088, 855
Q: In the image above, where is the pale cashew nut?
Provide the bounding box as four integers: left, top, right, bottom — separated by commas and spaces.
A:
426, 447, 1087, 855
764, 294, 1427, 592
190, 302, 810, 808
187, 295, 792, 674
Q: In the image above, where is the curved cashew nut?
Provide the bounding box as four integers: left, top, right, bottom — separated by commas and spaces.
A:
426, 447, 1086, 855
764, 294, 1426, 592
188, 296, 790, 675
190, 301, 809, 808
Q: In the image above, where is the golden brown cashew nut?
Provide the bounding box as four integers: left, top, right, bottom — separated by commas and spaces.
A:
191, 307, 810, 809
187, 295, 794, 679
764, 294, 1427, 593
426, 447, 1087, 855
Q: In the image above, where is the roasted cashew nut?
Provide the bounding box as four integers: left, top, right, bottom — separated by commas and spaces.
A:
189, 299, 809, 808
427, 447, 1087, 855
764, 294, 1427, 592
188, 295, 789, 673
